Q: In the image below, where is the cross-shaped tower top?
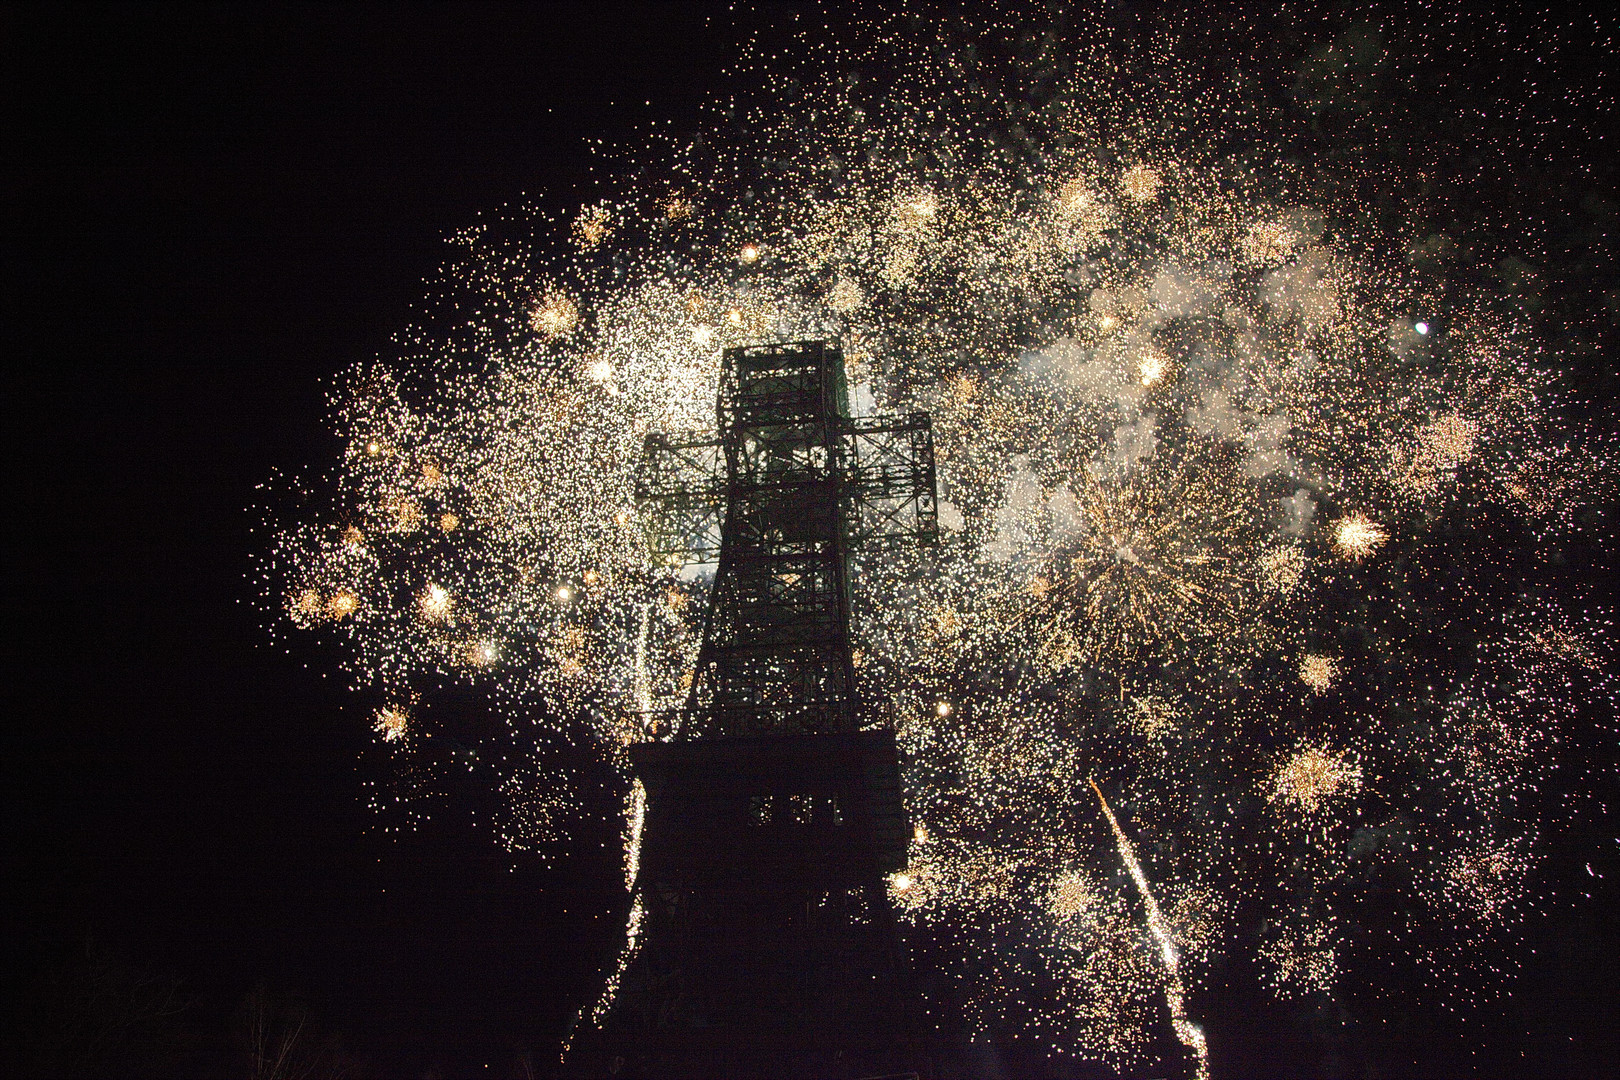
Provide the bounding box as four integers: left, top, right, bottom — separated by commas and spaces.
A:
638, 339, 938, 738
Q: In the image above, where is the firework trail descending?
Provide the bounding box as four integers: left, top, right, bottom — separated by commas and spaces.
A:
255, 4, 1616, 1072
1090, 776, 1209, 1080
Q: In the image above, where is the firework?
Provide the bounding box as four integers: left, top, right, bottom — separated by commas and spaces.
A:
1259, 544, 1307, 594
1024, 461, 1260, 671
373, 705, 409, 743
253, 4, 1612, 1070
1330, 512, 1389, 560
1268, 744, 1362, 813
1125, 694, 1180, 741
1298, 654, 1340, 695
1047, 870, 1103, 922
529, 289, 580, 339
1090, 778, 1210, 1080
1259, 916, 1340, 997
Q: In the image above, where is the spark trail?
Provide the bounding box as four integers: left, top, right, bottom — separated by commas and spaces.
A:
1090, 776, 1210, 1080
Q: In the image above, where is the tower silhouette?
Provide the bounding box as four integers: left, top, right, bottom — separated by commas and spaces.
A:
572, 341, 938, 1078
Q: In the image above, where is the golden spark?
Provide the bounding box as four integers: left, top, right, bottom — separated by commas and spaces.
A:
1120, 164, 1163, 204
1331, 512, 1388, 560
530, 290, 580, 339
1298, 654, 1339, 694
1268, 745, 1361, 812
374, 705, 410, 743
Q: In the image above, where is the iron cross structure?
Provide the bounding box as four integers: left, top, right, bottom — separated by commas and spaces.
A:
578, 340, 938, 1078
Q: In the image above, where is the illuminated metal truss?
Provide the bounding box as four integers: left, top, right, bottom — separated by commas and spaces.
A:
637, 340, 937, 738
577, 341, 937, 1078
639, 415, 939, 562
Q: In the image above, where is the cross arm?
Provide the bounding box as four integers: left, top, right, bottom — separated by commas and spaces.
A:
837, 413, 939, 549
636, 430, 727, 561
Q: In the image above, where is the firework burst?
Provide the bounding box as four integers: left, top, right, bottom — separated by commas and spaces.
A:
254, 5, 1615, 1071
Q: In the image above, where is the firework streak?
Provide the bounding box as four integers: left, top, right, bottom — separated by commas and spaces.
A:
1091, 776, 1209, 1080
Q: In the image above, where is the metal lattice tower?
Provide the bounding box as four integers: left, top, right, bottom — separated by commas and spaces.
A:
573, 341, 938, 1079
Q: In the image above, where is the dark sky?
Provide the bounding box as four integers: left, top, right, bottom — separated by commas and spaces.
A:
4, 3, 741, 1075
4, 3, 1617, 1079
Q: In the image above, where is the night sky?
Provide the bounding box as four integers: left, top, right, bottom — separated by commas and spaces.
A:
5, 4, 1617, 1078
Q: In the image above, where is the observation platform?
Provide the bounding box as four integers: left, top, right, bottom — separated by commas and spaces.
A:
629, 728, 910, 885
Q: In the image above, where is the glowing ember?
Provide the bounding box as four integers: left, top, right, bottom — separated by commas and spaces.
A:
1268, 745, 1362, 812
1298, 654, 1340, 694
373, 705, 410, 743
1331, 512, 1388, 560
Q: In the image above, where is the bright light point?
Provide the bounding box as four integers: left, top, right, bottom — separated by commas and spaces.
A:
692, 324, 715, 347
373, 705, 409, 742
1415, 321, 1430, 335
529, 290, 579, 339
556, 586, 573, 602
1332, 512, 1389, 560
738, 243, 760, 263
1299, 654, 1340, 694
418, 583, 452, 622
936, 701, 953, 717
892, 873, 913, 892
1138, 349, 1168, 386
364, 440, 380, 455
